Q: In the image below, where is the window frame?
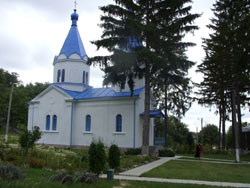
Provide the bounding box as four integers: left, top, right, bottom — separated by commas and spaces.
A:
52, 115, 57, 131
85, 114, 91, 132
61, 69, 65, 82
46, 115, 50, 130
57, 69, 61, 82
83, 71, 85, 84
116, 114, 122, 132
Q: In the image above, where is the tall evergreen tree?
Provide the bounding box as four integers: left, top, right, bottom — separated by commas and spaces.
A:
89, 0, 199, 153
197, 0, 250, 150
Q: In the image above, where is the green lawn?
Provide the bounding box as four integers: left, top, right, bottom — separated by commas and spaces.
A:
0, 168, 231, 188
142, 160, 250, 183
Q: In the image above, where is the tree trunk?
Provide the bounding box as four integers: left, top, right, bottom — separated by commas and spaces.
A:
232, 89, 240, 162
142, 61, 150, 155
236, 93, 244, 149
218, 106, 222, 150
222, 101, 226, 149
164, 78, 168, 148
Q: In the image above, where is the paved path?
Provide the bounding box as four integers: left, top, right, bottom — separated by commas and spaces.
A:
175, 158, 250, 165
100, 174, 250, 187
179, 156, 250, 165
119, 156, 182, 177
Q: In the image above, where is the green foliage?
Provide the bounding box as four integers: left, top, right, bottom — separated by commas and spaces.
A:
0, 68, 49, 129
124, 148, 141, 155
226, 126, 233, 149
0, 164, 25, 181
28, 158, 45, 169
158, 149, 175, 157
19, 126, 42, 156
108, 144, 120, 170
196, 0, 250, 149
174, 144, 195, 154
89, 0, 199, 150
200, 124, 219, 146
88, 140, 106, 175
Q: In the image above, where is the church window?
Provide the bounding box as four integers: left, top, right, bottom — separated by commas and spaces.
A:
83, 71, 85, 84
86, 72, 89, 85
116, 114, 122, 132
46, 115, 50, 130
85, 115, 91, 131
52, 115, 57, 131
57, 70, 61, 82
61, 69, 65, 82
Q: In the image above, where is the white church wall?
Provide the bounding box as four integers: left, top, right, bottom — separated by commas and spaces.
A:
54, 83, 88, 92
28, 88, 72, 146
72, 98, 135, 148
53, 60, 90, 84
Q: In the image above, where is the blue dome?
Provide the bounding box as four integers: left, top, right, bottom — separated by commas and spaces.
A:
71, 9, 78, 26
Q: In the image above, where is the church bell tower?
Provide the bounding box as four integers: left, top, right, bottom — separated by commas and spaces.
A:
53, 9, 90, 91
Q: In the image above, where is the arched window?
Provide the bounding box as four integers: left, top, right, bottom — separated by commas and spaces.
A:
116, 114, 122, 132
85, 115, 91, 131
52, 115, 57, 131
61, 69, 65, 82
86, 72, 89, 85
57, 70, 61, 82
83, 71, 85, 84
46, 115, 50, 130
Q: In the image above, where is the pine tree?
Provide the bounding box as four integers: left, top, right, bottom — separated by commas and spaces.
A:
197, 0, 250, 150
89, 0, 199, 153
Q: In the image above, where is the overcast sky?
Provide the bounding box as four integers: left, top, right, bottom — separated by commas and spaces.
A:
0, 0, 249, 132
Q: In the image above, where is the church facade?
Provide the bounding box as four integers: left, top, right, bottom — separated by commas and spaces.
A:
27, 9, 161, 148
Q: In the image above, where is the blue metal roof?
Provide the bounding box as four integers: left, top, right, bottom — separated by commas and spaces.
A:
140, 110, 165, 118
55, 85, 144, 100
121, 36, 142, 52
58, 9, 87, 59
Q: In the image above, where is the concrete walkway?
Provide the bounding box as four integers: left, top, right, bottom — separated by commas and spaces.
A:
100, 174, 250, 187
175, 158, 250, 165
119, 156, 182, 177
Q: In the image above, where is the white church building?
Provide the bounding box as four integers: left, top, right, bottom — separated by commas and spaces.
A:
27, 9, 163, 148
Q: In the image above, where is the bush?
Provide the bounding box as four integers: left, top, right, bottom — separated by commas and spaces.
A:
28, 158, 44, 169
108, 144, 120, 170
0, 165, 25, 181
124, 148, 141, 155
88, 140, 106, 175
49, 171, 73, 184
158, 148, 175, 157
19, 126, 42, 156
74, 171, 98, 184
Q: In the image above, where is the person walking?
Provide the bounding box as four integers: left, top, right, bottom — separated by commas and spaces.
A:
195, 144, 201, 159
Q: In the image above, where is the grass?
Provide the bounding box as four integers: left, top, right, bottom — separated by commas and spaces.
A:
0, 168, 232, 188
0, 168, 120, 188
142, 160, 250, 183
0, 128, 21, 137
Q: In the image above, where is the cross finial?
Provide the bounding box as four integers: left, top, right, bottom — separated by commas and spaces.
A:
74, 0, 77, 9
